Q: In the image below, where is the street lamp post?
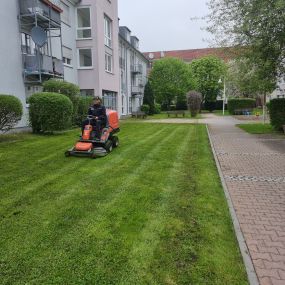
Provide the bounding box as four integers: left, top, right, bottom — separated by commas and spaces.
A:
219, 78, 226, 116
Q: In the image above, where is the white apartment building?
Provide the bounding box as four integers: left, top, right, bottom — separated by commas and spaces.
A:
119, 27, 149, 115
0, 0, 147, 128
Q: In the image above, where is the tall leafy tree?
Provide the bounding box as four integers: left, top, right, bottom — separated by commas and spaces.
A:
207, 0, 285, 93
149, 58, 196, 109
190, 56, 226, 103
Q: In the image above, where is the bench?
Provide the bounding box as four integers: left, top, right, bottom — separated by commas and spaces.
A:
131, 111, 147, 119
234, 108, 254, 115
166, 110, 185, 117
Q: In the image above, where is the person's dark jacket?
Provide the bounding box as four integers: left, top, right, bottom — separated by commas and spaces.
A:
88, 104, 107, 123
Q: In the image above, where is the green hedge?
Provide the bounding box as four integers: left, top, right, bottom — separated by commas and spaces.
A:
43, 79, 80, 125
76, 96, 93, 126
268, 98, 285, 131
228, 98, 256, 114
0, 95, 23, 132
28, 92, 73, 133
140, 104, 150, 114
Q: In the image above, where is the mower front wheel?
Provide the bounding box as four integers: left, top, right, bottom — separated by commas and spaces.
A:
111, 136, 119, 148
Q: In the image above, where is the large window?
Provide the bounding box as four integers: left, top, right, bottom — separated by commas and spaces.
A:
80, 89, 94, 97
104, 15, 112, 47
78, 48, 92, 68
103, 91, 117, 110
105, 52, 112, 73
76, 7, 91, 39
61, 2, 70, 25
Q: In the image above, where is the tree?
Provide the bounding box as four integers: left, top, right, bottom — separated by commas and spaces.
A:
143, 81, 155, 114
207, 0, 285, 91
190, 56, 226, 105
187, 91, 202, 117
149, 58, 196, 109
226, 59, 276, 98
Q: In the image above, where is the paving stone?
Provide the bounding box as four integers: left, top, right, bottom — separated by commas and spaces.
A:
207, 115, 285, 285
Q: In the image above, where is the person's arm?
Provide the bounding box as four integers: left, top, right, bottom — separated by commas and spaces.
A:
88, 107, 94, 116
98, 106, 107, 120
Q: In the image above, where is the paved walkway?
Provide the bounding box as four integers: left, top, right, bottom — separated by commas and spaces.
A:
207, 115, 285, 285
146, 114, 285, 285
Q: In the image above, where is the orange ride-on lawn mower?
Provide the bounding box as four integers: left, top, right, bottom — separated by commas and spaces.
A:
65, 109, 120, 158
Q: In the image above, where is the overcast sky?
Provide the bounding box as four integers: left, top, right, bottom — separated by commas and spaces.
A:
118, 0, 213, 53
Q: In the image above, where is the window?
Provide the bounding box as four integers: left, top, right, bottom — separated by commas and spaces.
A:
105, 52, 112, 72
103, 91, 117, 110
78, 48, 92, 68
61, 2, 70, 25
63, 57, 71, 66
80, 89, 94, 97
104, 16, 112, 47
76, 7, 91, 39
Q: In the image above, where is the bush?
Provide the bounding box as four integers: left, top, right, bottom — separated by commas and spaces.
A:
268, 98, 285, 131
204, 101, 216, 112
154, 103, 161, 114
76, 96, 93, 126
187, 91, 202, 117
215, 100, 227, 110
176, 98, 188, 110
0, 95, 23, 132
28, 92, 73, 133
140, 104, 150, 114
228, 98, 256, 114
43, 79, 80, 124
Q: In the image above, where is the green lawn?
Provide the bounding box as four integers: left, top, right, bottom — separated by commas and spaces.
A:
127, 111, 202, 120
0, 123, 248, 285
237, 123, 281, 134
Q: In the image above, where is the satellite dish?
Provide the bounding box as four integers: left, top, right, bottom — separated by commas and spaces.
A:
31, 26, 47, 47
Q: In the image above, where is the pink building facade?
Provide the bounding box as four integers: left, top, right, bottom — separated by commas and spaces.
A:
76, 0, 120, 112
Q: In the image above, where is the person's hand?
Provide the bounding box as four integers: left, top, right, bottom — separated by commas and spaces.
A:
94, 116, 98, 120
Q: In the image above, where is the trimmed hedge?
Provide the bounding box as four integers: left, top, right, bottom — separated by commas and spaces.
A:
29, 92, 73, 133
228, 98, 256, 114
43, 79, 80, 125
268, 98, 285, 131
0, 95, 23, 132
76, 96, 93, 126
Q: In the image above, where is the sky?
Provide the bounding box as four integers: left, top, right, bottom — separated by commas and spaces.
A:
118, 0, 213, 53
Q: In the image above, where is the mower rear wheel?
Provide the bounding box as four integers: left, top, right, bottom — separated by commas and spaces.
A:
111, 136, 119, 148
64, 151, 71, 157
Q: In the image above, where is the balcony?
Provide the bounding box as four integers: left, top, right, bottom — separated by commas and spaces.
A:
19, 0, 62, 28
131, 64, 143, 74
131, 85, 144, 95
23, 53, 63, 83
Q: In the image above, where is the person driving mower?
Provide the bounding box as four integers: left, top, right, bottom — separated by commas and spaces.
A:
82, 96, 106, 139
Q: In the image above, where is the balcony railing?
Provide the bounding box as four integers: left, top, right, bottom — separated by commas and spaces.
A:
131, 64, 143, 74
23, 53, 63, 82
131, 85, 143, 95
19, 0, 62, 26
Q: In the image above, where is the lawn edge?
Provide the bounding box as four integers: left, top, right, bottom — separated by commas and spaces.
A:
206, 124, 259, 285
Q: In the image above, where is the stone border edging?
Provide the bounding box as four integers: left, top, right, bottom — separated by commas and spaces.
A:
206, 124, 260, 285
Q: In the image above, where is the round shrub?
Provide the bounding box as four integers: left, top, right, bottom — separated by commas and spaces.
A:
268, 98, 285, 131
29, 92, 73, 133
43, 79, 80, 125
187, 91, 202, 117
154, 103, 161, 114
140, 104, 150, 114
0, 95, 23, 133
228, 98, 256, 114
76, 96, 93, 126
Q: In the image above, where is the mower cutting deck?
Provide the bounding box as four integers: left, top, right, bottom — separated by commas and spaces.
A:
65, 109, 120, 158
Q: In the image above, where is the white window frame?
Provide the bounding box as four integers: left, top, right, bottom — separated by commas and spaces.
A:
76, 6, 92, 40
105, 52, 113, 73
104, 15, 112, 47
77, 48, 93, 69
